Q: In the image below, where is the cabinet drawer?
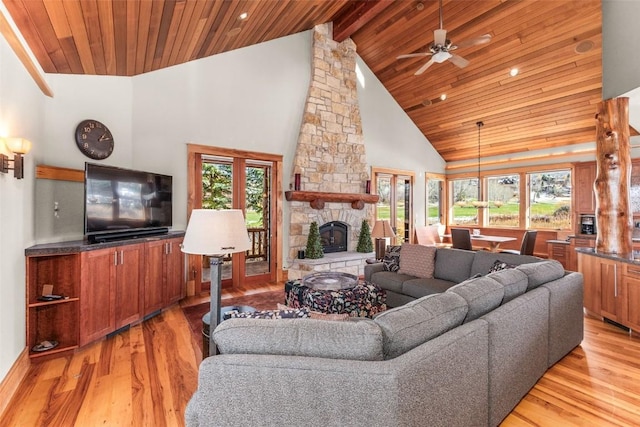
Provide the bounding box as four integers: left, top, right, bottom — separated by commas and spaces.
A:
623, 263, 640, 278
573, 238, 595, 248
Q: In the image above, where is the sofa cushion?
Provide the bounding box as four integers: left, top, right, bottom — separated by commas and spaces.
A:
486, 268, 529, 303
213, 318, 384, 361
401, 278, 457, 299
382, 245, 402, 272
434, 248, 476, 283
470, 250, 540, 277
370, 271, 417, 293
373, 292, 468, 359
447, 276, 505, 322
398, 244, 437, 278
515, 260, 565, 291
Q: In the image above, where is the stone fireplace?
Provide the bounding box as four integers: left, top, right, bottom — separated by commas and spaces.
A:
287, 23, 374, 280
319, 221, 348, 253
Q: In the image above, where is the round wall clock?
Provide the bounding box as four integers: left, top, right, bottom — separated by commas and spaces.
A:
75, 119, 114, 160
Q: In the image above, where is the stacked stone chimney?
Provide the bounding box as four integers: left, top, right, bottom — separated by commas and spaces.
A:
288, 23, 372, 262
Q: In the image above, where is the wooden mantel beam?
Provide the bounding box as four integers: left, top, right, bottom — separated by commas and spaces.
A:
332, 0, 394, 42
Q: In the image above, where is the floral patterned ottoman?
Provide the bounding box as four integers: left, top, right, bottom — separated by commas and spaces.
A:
284, 279, 387, 318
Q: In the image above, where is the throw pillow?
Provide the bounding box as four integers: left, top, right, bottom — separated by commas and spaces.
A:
382, 245, 402, 272
224, 307, 309, 320
488, 259, 515, 274
277, 303, 350, 321
397, 244, 436, 278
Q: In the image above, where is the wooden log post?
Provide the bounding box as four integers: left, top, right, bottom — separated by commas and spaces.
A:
594, 97, 633, 255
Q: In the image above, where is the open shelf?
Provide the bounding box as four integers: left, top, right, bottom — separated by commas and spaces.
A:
285, 190, 379, 210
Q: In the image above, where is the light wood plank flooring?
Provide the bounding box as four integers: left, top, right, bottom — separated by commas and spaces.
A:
2, 284, 640, 426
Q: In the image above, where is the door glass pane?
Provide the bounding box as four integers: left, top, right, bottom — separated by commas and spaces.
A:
396, 177, 410, 243
427, 179, 442, 225
487, 174, 519, 227
245, 163, 271, 277
528, 170, 572, 229
451, 178, 479, 225
202, 158, 233, 280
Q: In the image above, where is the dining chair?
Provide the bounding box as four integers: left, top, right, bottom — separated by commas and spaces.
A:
451, 228, 473, 251
415, 225, 441, 246
501, 230, 537, 255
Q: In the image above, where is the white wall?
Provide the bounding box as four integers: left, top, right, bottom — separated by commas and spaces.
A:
603, 0, 640, 99
0, 36, 45, 380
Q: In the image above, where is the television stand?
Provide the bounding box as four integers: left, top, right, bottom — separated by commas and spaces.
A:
88, 227, 169, 244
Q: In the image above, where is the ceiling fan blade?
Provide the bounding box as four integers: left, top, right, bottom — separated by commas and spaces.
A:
455, 34, 492, 49
434, 28, 447, 46
449, 54, 470, 68
415, 58, 435, 75
397, 53, 431, 59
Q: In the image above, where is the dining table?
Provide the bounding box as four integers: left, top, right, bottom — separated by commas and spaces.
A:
442, 233, 517, 252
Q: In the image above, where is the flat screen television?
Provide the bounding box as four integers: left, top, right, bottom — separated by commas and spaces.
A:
84, 163, 173, 243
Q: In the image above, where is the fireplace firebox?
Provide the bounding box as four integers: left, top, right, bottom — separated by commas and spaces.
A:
319, 221, 348, 253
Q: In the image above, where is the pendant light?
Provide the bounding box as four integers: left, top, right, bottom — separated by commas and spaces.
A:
472, 121, 489, 208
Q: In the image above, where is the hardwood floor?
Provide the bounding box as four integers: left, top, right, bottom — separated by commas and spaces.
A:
2, 283, 640, 426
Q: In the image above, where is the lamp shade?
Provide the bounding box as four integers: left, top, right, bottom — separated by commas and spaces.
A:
4, 137, 32, 155
371, 219, 396, 238
181, 209, 251, 255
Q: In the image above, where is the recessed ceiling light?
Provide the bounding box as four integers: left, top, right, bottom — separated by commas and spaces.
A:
440, 94, 447, 101
421, 99, 432, 106
239, 12, 248, 20
509, 68, 519, 77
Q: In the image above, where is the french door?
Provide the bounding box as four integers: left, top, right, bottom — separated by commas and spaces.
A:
187, 145, 282, 293
372, 168, 414, 245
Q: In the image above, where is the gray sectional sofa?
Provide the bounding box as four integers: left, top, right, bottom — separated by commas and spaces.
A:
185, 257, 584, 427
365, 247, 543, 307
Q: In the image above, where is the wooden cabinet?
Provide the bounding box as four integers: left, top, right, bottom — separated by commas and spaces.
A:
26, 253, 81, 359
144, 237, 184, 315
547, 241, 569, 269
574, 162, 596, 214
79, 243, 145, 345
26, 233, 183, 358
579, 251, 640, 332
568, 237, 595, 271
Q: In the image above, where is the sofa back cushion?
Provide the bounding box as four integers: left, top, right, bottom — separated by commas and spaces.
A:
434, 248, 476, 283
447, 276, 505, 322
469, 250, 540, 277
515, 260, 565, 291
486, 268, 529, 303
398, 244, 437, 278
373, 292, 468, 360
213, 318, 384, 361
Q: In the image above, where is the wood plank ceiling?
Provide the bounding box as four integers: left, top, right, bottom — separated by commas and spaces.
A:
3, 0, 604, 164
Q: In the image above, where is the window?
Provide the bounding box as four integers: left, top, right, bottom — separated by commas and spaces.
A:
450, 178, 479, 225
426, 175, 444, 225
487, 174, 519, 227
373, 169, 414, 244
528, 170, 572, 229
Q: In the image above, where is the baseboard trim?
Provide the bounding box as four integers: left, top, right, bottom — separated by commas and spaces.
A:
0, 347, 30, 418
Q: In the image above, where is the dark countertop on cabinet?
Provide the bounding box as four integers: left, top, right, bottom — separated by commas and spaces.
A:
546, 239, 570, 245
25, 230, 185, 256
575, 247, 640, 265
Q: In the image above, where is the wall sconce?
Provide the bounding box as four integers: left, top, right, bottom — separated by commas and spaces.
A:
1, 137, 32, 179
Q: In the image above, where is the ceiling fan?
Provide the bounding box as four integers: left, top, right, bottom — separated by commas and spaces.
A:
397, 0, 492, 75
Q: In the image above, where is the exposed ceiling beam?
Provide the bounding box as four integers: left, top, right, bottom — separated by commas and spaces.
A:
332, 0, 394, 42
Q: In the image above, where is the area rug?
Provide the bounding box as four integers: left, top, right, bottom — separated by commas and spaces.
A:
183, 290, 284, 353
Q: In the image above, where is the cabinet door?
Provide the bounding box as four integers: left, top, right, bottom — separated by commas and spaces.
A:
115, 243, 145, 328
622, 264, 640, 331
144, 240, 166, 316
599, 258, 621, 321
578, 252, 600, 314
575, 162, 596, 213
165, 238, 184, 305
547, 243, 568, 269
80, 248, 116, 346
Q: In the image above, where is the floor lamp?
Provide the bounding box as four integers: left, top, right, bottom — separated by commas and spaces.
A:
181, 209, 251, 357
371, 220, 396, 261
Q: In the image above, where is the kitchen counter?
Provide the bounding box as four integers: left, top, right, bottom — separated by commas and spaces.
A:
575, 247, 640, 265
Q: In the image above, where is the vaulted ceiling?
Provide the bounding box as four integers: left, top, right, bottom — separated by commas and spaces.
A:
3, 0, 605, 164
